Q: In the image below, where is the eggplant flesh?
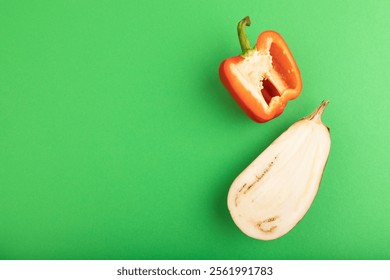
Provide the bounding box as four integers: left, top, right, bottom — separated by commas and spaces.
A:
227, 101, 331, 240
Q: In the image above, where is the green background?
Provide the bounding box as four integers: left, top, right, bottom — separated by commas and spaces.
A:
1, 0, 389, 260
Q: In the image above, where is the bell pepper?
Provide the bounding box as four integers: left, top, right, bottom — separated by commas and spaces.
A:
219, 16, 302, 123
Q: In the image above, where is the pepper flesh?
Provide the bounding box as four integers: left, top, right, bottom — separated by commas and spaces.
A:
219, 16, 302, 123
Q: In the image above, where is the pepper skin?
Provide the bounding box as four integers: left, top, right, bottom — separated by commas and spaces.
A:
219, 16, 302, 123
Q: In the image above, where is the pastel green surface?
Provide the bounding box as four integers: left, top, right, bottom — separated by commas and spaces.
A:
1, 0, 389, 260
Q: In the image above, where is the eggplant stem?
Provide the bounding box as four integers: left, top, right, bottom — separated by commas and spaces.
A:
305, 100, 329, 122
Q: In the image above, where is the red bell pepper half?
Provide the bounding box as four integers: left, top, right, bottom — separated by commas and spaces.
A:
219, 16, 302, 123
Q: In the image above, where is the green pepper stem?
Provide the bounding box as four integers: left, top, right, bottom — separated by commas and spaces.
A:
237, 16, 253, 55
